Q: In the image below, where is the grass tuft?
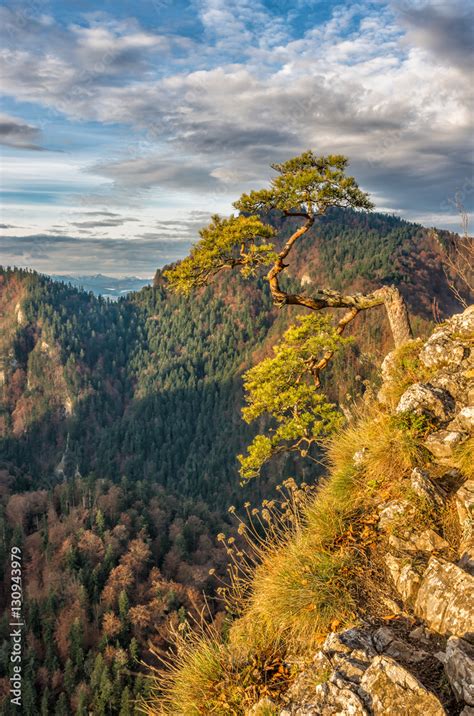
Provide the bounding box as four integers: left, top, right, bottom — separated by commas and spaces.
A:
143, 617, 294, 714
451, 437, 474, 479
327, 404, 429, 491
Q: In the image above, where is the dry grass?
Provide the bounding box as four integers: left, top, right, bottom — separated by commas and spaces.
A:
440, 497, 463, 552
143, 621, 293, 715
451, 437, 474, 479
326, 403, 429, 491
231, 403, 429, 651
231, 514, 357, 651
249, 698, 279, 716
143, 625, 224, 715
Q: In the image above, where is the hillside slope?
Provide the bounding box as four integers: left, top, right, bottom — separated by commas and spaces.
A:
151, 307, 474, 715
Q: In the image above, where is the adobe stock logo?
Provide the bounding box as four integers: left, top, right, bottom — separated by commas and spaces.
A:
9, 546, 23, 708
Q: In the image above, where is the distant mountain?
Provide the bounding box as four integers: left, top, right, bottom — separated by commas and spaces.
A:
50, 273, 151, 298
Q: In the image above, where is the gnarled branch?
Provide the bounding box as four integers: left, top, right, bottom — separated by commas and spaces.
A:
265, 219, 412, 351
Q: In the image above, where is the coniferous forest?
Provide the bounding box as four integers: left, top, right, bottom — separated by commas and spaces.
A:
0, 208, 463, 713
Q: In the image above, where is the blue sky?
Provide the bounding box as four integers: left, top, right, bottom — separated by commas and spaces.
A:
0, 0, 473, 276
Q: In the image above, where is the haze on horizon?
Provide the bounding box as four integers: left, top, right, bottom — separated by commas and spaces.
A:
0, 0, 473, 277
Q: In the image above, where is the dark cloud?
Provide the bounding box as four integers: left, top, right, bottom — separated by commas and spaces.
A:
154, 212, 213, 234
0, 114, 45, 150
92, 156, 222, 191
174, 122, 297, 155
71, 217, 139, 228
395, 0, 474, 73
76, 210, 122, 217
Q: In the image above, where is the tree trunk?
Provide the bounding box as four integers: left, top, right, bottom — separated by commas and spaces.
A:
378, 285, 413, 347
266, 278, 413, 349
265, 217, 413, 349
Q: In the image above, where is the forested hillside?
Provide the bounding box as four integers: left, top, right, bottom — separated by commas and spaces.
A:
0, 208, 462, 714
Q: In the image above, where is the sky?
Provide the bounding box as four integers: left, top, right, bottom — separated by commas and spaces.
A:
0, 0, 473, 277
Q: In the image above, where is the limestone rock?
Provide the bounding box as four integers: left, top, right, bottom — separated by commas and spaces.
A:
457, 481, 474, 575
302, 680, 368, 715
425, 430, 468, 460
408, 625, 438, 647
419, 307, 474, 371
388, 528, 450, 555
281, 665, 368, 715
414, 557, 474, 637
410, 468, 446, 509
456, 480, 474, 530
459, 537, 474, 575
323, 628, 376, 659
396, 383, 455, 422
449, 406, 474, 433
444, 636, 474, 706
359, 655, 446, 715
378, 499, 413, 532
431, 368, 474, 408
15, 302, 26, 326
385, 553, 422, 604
420, 333, 467, 371
414, 529, 450, 553
332, 654, 368, 684
353, 448, 367, 466
372, 627, 429, 664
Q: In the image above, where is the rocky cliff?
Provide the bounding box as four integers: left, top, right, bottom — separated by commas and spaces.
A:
249, 308, 474, 716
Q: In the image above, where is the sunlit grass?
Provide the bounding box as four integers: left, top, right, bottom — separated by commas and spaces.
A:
452, 436, 474, 479
143, 620, 294, 715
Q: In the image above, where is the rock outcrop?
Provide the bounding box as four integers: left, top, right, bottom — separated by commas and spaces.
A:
266, 308, 474, 716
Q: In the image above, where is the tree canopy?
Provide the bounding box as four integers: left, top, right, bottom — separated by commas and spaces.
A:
238, 313, 349, 480
165, 150, 412, 480
166, 152, 373, 296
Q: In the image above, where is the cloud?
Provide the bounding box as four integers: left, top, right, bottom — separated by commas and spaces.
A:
0, 113, 45, 150
197, 0, 288, 54
0, 233, 190, 276
91, 156, 222, 192
395, 0, 474, 74
71, 217, 139, 228
72, 210, 122, 217
152, 211, 214, 238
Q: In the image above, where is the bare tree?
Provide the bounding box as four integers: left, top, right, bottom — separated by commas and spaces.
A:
432, 202, 474, 308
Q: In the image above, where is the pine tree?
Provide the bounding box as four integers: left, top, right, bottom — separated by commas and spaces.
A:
75, 686, 88, 716
64, 657, 75, 694
40, 687, 50, 716
119, 685, 132, 716
118, 589, 129, 625
55, 692, 69, 716
69, 618, 84, 671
